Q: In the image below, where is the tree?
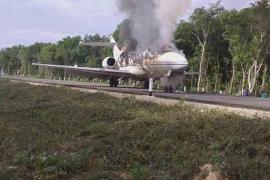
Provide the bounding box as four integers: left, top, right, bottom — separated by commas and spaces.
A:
251, 0, 270, 91
190, 2, 224, 92
17, 47, 31, 76
39, 44, 57, 78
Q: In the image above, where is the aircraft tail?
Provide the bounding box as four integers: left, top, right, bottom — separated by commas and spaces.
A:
109, 35, 116, 44
110, 35, 122, 60
79, 35, 122, 61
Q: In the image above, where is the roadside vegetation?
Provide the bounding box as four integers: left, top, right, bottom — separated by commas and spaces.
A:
0, 80, 270, 179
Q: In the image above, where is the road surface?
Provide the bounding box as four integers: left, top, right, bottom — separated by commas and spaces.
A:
1, 76, 270, 111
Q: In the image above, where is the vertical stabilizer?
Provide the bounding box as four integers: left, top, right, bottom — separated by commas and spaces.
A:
110, 35, 122, 60
109, 35, 116, 44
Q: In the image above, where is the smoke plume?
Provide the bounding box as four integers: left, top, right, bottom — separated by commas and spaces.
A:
117, 0, 191, 52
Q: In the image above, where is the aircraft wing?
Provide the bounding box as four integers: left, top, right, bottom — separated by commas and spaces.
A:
32, 63, 134, 79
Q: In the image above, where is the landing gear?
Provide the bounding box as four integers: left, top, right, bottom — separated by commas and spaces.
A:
144, 81, 149, 89
109, 78, 118, 87
149, 78, 154, 96
164, 86, 173, 93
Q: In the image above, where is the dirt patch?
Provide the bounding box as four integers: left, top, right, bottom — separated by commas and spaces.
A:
194, 164, 229, 180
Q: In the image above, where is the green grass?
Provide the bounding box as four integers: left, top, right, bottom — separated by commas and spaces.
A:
0, 79, 270, 179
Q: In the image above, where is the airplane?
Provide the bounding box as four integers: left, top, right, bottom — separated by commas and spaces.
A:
32, 36, 189, 96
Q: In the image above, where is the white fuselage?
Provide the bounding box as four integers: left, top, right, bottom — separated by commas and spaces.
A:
119, 51, 188, 78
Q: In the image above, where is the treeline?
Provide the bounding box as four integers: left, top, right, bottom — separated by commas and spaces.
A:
0, 0, 269, 95
175, 0, 270, 95
0, 34, 112, 80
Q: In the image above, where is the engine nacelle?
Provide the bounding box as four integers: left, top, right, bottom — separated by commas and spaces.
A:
102, 57, 117, 69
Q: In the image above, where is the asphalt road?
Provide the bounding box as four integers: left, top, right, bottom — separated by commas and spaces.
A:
1, 76, 270, 111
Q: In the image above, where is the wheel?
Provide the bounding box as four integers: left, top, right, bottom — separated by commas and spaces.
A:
114, 79, 118, 87
169, 86, 173, 93
109, 78, 114, 87
164, 86, 168, 93
110, 78, 118, 87
164, 86, 173, 93
144, 81, 149, 89
113, 79, 118, 87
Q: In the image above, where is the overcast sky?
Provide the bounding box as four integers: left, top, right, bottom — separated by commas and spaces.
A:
0, 0, 256, 49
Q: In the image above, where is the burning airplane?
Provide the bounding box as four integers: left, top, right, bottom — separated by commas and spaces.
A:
33, 0, 191, 95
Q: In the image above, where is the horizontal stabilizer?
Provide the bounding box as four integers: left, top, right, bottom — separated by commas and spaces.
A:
185, 71, 200, 75
79, 41, 116, 47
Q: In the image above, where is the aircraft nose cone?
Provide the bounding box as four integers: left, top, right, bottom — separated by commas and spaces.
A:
160, 52, 188, 70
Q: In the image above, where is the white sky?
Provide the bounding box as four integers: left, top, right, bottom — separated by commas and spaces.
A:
0, 0, 256, 49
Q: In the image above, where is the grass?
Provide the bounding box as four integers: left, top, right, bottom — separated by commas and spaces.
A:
0, 79, 270, 179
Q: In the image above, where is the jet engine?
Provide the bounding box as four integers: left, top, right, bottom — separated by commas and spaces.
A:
102, 57, 117, 69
